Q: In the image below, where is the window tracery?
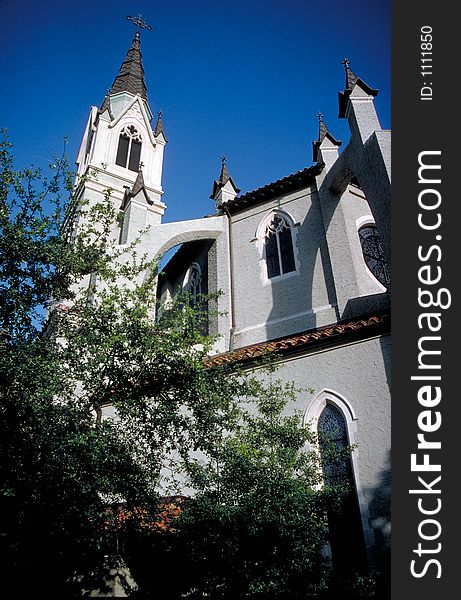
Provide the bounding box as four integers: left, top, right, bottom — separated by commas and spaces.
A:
358, 224, 390, 288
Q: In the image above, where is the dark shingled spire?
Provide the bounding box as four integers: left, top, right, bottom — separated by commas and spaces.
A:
317, 113, 328, 143
312, 113, 342, 163
218, 160, 230, 186
210, 157, 240, 200
108, 32, 148, 101
342, 58, 358, 90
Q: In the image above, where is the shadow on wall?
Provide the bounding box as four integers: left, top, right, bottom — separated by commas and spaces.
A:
265, 167, 391, 344
379, 335, 391, 394
264, 192, 338, 342
367, 449, 391, 599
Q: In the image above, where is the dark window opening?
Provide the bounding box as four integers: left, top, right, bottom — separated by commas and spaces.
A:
318, 404, 367, 578
115, 135, 130, 167
115, 126, 142, 172
265, 234, 280, 279
128, 140, 142, 172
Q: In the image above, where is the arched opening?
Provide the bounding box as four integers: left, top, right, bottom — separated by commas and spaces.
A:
156, 241, 212, 335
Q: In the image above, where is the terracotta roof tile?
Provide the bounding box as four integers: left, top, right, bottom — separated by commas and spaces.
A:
205, 313, 390, 367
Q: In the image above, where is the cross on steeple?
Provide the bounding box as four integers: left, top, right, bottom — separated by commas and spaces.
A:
126, 14, 152, 31
342, 58, 351, 69
317, 112, 324, 122
221, 155, 227, 164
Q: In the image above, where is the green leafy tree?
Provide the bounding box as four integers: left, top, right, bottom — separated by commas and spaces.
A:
125, 378, 355, 599
0, 133, 243, 596
0, 133, 360, 598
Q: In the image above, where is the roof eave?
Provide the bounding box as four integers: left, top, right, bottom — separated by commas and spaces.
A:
222, 163, 324, 214
205, 312, 390, 368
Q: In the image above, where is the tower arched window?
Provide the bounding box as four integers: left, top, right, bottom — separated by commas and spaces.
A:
115, 125, 142, 172
264, 213, 296, 279
358, 224, 390, 289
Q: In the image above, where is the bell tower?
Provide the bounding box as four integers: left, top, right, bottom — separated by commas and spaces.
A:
75, 16, 167, 242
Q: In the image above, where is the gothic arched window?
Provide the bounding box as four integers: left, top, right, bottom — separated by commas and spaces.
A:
317, 402, 367, 572
115, 125, 142, 172
358, 224, 390, 288
317, 404, 352, 485
264, 213, 296, 279
188, 264, 202, 307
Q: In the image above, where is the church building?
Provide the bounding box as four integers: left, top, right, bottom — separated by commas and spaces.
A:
74, 28, 391, 580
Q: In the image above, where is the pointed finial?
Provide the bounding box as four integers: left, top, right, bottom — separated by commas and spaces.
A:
312, 111, 342, 162
210, 156, 240, 201
154, 111, 165, 137
218, 156, 231, 186
126, 14, 152, 31
316, 112, 328, 142
341, 57, 359, 92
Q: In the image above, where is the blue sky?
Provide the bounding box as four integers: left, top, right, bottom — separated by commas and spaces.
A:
0, 0, 390, 224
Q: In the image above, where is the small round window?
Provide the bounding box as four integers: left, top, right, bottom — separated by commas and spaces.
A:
358, 224, 390, 288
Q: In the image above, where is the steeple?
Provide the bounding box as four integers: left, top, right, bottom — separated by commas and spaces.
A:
338, 58, 379, 119
312, 112, 341, 165
338, 59, 381, 144
210, 157, 240, 208
75, 17, 167, 245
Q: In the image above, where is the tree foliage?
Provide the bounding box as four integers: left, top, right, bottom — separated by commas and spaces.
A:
0, 133, 361, 598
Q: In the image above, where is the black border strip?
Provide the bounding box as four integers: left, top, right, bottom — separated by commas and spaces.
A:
393, 2, 458, 597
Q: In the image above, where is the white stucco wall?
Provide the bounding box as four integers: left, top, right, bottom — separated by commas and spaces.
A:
259, 334, 391, 563
230, 187, 338, 348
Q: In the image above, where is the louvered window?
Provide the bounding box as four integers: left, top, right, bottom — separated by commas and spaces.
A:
115, 125, 142, 172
